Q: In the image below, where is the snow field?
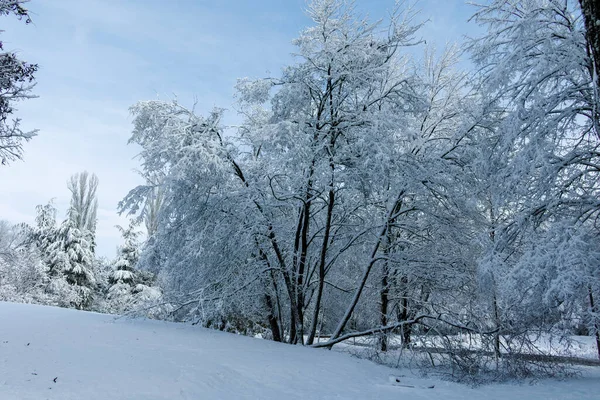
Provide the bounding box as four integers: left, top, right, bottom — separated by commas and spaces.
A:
1, 301, 599, 400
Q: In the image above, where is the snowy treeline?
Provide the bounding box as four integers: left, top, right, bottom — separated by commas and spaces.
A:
0, 172, 164, 316
115, 0, 600, 377
1, 0, 598, 381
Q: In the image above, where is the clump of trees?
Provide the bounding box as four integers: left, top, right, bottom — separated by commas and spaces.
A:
1, 0, 598, 383
119, 0, 600, 381
0, 171, 164, 316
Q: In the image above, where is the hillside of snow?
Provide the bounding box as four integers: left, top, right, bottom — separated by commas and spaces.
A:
0, 302, 599, 400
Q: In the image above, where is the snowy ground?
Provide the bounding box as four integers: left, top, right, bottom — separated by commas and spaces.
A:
1, 302, 599, 400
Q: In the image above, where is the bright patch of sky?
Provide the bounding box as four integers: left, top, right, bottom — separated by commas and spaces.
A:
0, 0, 482, 258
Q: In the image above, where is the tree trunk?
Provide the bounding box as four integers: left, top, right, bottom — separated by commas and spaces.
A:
328, 193, 404, 343
258, 246, 284, 343
379, 226, 392, 352
294, 201, 310, 345
264, 292, 282, 342
400, 295, 409, 347
402, 323, 413, 348
487, 205, 502, 359
306, 189, 335, 345
270, 270, 284, 342
265, 226, 300, 344
328, 228, 386, 343
292, 158, 317, 346
397, 278, 411, 349
580, 0, 600, 140
492, 290, 502, 359
379, 264, 389, 352
588, 285, 600, 360
296, 306, 304, 345
580, 0, 600, 91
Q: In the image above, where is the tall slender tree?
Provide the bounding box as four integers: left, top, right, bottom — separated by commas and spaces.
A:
67, 171, 99, 251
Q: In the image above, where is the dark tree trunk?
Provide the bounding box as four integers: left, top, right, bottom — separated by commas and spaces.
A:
257, 246, 284, 343
264, 293, 282, 342
580, 0, 600, 91
265, 226, 300, 344
328, 227, 386, 343
402, 323, 412, 348
296, 306, 304, 345
306, 189, 335, 345
289, 303, 298, 344
588, 285, 600, 360
328, 193, 405, 343
487, 207, 502, 359
379, 224, 392, 352
295, 200, 310, 345
291, 158, 316, 346
492, 291, 502, 359
270, 270, 284, 342
379, 265, 389, 352
580, 0, 600, 140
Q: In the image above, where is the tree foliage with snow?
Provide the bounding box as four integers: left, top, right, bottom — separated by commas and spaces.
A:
13, 178, 100, 310
111, 3, 600, 381
0, 220, 48, 303
109, 222, 140, 286
67, 171, 99, 250
45, 208, 96, 309
4, 0, 594, 382
120, 0, 481, 352
468, 0, 600, 362
0, 0, 37, 164
30, 200, 57, 256
106, 221, 165, 317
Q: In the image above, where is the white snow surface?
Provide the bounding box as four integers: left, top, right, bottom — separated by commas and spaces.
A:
1, 302, 599, 400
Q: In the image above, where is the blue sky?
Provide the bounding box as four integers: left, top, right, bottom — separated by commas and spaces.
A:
0, 0, 481, 258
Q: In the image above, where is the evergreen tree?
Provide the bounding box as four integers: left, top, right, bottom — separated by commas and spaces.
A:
109, 222, 140, 286
107, 222, 164, 316
46, 208, 96, 309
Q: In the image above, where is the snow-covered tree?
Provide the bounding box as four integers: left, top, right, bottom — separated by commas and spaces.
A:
106, 221, 165, 317
0, 220, 48, 303
0, 0, 38, 164
67, 171, 98, 249
30, 200, 58, 256
45, 208, 96, 309
113, 0, 600, 378
467, 0, 600, 360
144, 185, 164, 239
119, 0, 483, 352
109, 222, 140, 285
